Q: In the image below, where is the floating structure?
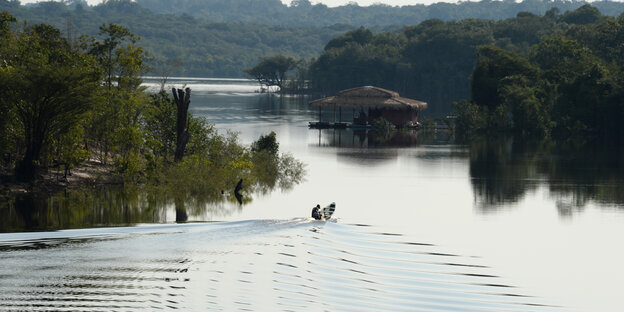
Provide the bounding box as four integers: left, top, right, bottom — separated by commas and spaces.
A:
308, 86, 427, 129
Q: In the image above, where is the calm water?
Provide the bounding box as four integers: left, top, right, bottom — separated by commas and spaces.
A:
1, 78, 623, 311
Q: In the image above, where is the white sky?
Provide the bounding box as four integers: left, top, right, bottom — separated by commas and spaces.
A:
20, 0, 452, 7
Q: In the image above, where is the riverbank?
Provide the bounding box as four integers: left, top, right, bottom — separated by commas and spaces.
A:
0, 160, 116, 196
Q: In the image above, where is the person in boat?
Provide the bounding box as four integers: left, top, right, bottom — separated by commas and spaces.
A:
311, 204, 322, 220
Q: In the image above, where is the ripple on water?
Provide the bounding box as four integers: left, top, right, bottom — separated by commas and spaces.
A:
0, 220, 562, 311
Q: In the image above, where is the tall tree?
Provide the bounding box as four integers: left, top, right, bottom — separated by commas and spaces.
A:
83, 23, 149, 165
87, 23, 139, 91
0, 22, 102, 181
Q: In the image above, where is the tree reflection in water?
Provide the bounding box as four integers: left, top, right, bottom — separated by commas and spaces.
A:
468, 136, 624, 215
0, 155, 305, 233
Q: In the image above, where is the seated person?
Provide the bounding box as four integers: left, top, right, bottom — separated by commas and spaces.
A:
311, 204, 322, 220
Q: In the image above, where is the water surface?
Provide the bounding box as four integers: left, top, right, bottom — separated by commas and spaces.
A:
2, 78, 624, 311
1, 220, 561, 312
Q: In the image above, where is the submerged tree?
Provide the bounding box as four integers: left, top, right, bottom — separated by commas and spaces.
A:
244, 55, 298, 92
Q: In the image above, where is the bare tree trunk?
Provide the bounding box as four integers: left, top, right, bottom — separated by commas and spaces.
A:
172, 88, 191, 162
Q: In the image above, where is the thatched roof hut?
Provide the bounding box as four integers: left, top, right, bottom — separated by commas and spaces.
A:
309, 86, 427, 111
309, 86, 427, 127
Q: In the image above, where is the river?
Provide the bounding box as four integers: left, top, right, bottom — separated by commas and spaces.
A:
1, 78, 623, 312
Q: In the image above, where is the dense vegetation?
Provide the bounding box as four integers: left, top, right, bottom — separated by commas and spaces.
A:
308, 5, 624, 134
308, 17, 548, 116
136, 0, 624, 27
4, 0, 624, 80
0, 13, 304, 199
454, 6, 624, 139
0, 0, 351, 77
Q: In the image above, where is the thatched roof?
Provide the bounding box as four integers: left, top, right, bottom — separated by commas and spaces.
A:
309, 86, 427, 110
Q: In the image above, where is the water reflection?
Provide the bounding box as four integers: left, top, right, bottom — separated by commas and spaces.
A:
468, 137, 624, 214
0, 160, 302, 232
313, 129, 422, 148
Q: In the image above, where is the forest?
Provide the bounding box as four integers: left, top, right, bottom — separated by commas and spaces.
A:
3, 0, 624, 80
0, 0, 352, 77
0, 12, 304, 199
136, 0, 624, 27
308, 4, 624, 141
456, 7, 624, 139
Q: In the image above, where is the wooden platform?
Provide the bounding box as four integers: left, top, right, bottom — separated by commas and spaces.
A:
308, 122, 422, 130
308, 122, 348, 129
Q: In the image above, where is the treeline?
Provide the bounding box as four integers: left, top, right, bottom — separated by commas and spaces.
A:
455, 6, 624, 139
0, 0, 351, 77
0, 13, 303, 197
4, 0, 624, 79
307, 5, 623, 121
136, 0, 624, 27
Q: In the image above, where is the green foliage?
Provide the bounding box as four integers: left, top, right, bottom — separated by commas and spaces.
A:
500, 76, 553, 137
87, 23, 140, 90
0, 13, 306, 209
452, 100, 487, 136
371, 118, 396, 136
559, 4, 603, 25
133, 0, 624, 27
0, 19, 103, 180
143, 90, 177, 162
7, 0, 623, 84
163, 130, 304, 200
114, 150, 144, 182
458, 45, 554, 137
324, 27, 374, 51
251, 131, 279, 155
244, 55, 299, 90
0, 1, 350, 78
471, 46, 537, 110
454, 11, 624, 140
53, 125, 90, 177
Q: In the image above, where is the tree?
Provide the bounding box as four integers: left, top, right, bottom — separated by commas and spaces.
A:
0, 23, 102, 181
87, 23, 139, 91
251, 131, 279, 155
560, 4, 602, 25
499, 75, 552, 137
471, 45, 537, 111
244, 55, 298, 91
82, 23, 149, 165
529, 35, 619, 137
323, 27, 373, 51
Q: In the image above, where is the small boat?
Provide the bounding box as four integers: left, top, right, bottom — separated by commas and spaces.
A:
321, 202, 336, 220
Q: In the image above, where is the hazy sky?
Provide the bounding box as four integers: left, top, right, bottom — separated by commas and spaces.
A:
20, 0, 450, 7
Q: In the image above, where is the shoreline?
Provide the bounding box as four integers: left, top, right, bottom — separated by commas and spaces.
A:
0, 160, 117, 196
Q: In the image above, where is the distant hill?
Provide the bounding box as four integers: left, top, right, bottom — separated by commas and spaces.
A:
3, 0, 624, 78
135, 0, 624, 27
0, 0, 351, 77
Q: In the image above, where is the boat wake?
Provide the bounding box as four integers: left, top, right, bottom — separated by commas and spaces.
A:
0, 219, 563, 311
